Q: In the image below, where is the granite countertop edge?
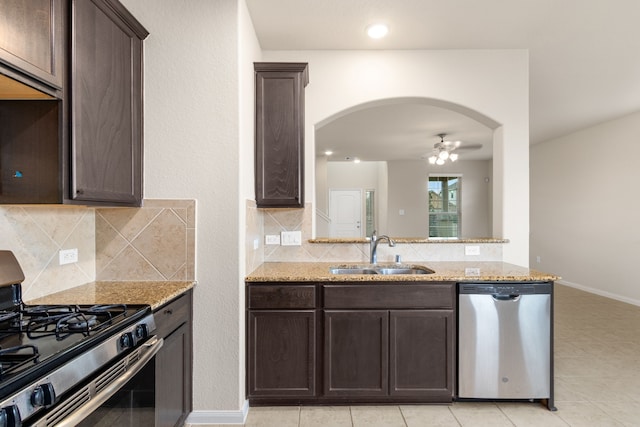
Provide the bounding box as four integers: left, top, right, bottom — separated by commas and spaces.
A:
308, 237, 509, 244
25, 280, 197, 310
246, 262, 560, 283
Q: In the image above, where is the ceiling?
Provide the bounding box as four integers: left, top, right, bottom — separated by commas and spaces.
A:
245, 0, 640, 161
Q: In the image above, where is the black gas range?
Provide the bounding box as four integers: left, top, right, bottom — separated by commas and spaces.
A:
0, 251, 161, 426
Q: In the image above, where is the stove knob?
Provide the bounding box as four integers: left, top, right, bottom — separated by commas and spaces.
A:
120, 332, 137, 348
0, 405, 21, 427
31, 383, 56, 408
135, 324, 148, 339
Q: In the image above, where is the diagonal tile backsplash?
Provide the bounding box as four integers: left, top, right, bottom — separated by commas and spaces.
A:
0, 199, 196, 301
0, 205, 95, 300
96, 199, 196, 281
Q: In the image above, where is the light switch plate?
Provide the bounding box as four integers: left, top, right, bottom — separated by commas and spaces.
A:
281, 231, 302, 246
465, 245, 480, 256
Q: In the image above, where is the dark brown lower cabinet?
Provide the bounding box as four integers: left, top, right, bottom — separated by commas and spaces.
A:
390, 310, 453, 398
248, 310, 316, 397
246, 281, 455, 405
154, 291, 193, 427
324, 310, 389, 396
324, 309, 453, 400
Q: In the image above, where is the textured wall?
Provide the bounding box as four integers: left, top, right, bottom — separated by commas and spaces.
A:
531, 111, 640, 305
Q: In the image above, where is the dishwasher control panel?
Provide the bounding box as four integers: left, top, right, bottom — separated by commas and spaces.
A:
459, 282, 552, 295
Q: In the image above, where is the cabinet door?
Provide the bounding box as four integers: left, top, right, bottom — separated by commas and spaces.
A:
248, 310, 316, 397
156, 322, 191, 427
69, 0, 147, 205
389, 310, 454, 400
0, 0, 64, 89
255, 63, 308, 208
324, 310, 388, 396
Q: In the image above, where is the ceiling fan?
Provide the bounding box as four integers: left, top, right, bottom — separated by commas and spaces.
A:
424, 133, 483, 165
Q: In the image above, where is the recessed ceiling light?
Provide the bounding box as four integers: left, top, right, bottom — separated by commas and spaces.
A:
366, 23, 389, 39
324, 150, 333, 156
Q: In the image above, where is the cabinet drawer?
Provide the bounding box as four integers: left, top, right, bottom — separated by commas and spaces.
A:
323, 284, 454, 309
248, 285, 316, 309
154, 292, 191, 339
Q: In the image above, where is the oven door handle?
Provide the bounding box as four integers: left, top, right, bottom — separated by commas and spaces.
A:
54, 336, 163, 427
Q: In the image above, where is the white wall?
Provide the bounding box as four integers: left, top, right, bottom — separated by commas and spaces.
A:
121, 0, 260, 416
531, 110, 640, 305
386, 160, 492, 238
262, 50, 530, 264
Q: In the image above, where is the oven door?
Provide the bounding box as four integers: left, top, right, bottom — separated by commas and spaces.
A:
31, 336, 163, 427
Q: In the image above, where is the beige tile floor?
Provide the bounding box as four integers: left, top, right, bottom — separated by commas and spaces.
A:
206, 285, 640, 426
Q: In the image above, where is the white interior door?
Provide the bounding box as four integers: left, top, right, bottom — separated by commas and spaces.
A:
329, 189, 362, 237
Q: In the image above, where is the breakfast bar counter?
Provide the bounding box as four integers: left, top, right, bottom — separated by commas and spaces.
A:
246, 261, 559, 283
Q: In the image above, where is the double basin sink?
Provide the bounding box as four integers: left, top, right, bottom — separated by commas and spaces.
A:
330, 264, 434, 275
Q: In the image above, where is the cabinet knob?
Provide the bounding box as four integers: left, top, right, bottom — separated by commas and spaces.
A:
76, 189, 84, 195
164, 309, 173, 315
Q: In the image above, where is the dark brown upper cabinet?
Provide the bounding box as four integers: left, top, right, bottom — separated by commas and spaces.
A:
0, 0, 65, 91
69, 0, 148, 206
254, 62, 308, 208
0, 0, 147, 206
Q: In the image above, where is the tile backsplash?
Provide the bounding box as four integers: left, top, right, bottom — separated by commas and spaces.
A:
0, 205, 95, 300
96, 200, 195, 281
0, 199, 196, 301
245, 201, 502, 271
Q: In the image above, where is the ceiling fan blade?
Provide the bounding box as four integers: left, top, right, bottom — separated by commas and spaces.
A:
451, 143, 483, 151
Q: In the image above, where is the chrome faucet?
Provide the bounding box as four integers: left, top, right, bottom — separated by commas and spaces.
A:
369, 230, 396, 264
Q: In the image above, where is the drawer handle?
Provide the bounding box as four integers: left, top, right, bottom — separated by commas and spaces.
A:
164, 309, 173, 315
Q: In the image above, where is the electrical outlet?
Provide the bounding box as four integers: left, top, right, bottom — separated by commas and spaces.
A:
265, 235, 280, 245
536, 255, 541, 263
465, 245, 480, 256
465, 267, 481, 276
59, 248, 78, 265
281, 231, 302, 246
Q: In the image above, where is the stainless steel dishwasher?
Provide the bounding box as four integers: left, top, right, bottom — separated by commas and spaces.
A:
458, 282, 554, 408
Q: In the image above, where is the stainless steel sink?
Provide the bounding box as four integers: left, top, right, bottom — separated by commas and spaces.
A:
329, 268, 379, 275
329, 265, 435, 275
376, 267, 434, 275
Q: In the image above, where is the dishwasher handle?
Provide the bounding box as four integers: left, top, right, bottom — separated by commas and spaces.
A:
492, 294, 521, 301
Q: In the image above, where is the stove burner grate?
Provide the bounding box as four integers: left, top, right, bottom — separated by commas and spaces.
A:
0, 345, 39, 381
21, 304, 129, 340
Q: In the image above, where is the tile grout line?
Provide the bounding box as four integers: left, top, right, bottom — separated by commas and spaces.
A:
397, 405, 409, 426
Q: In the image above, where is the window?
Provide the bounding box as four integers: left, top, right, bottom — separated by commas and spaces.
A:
365, 190, 375, 237
428, 176, 461, 238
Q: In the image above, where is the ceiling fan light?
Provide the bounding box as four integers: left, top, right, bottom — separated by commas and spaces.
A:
436, 158, 445, 165
449, 153, 458, 162
438, 150, 449, 160
428, 156, 437, 164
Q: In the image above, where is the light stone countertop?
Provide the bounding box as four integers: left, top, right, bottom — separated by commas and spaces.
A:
25, 281, 196, 310
246, 262, 559, 283
308, 237, 509, 244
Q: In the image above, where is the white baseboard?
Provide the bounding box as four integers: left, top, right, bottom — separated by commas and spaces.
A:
185, 400, 249, 425
557, 279, 640, 307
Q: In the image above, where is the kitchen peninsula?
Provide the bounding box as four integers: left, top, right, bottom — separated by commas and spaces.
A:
245, 261, 558, 409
